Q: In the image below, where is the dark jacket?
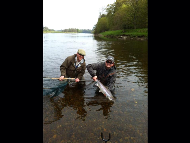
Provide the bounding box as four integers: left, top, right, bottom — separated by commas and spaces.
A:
60, 54, 86, 80
86, 62, 116, 91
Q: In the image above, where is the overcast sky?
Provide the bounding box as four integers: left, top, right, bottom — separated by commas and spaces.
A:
43, 0, 115, 30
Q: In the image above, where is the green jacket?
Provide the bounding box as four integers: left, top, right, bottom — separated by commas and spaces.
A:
60, 54, 86, 80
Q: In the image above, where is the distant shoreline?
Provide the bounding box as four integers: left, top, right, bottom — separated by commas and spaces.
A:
43, 31, 92, 34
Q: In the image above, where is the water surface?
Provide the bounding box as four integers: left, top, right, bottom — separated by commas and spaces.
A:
43, 33, 148, 143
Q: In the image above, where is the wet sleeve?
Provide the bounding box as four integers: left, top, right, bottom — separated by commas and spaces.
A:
86, 63, 99, 77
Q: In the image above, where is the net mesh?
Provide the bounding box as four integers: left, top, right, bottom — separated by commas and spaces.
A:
43, 79, 68, 97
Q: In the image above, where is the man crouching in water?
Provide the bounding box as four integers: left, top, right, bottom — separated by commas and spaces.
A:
59, 49, 86, 82
86, 56, 116, 94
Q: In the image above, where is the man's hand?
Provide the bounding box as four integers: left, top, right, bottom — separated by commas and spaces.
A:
75, 78, 80, 82
59, 76, 64, 81
92, 76, 97, 81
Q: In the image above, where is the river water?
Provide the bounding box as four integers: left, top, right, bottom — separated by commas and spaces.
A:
43, 33, 148, 143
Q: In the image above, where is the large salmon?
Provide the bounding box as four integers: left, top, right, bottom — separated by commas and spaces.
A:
95, 80, 114, 101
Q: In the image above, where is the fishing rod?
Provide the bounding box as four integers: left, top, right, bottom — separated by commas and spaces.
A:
43, 77, 75, 80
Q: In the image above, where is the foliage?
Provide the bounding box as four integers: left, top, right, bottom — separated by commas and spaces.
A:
62, 28, 78, 33
77, 29, 92, 33
94, 0, 148, 34
43, 26, 55, 32
94, 17, 109, 34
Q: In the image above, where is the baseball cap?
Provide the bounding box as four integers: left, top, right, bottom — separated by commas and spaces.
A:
106, 56, 114, 63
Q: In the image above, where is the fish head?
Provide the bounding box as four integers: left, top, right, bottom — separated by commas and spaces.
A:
107, 95, 114, 101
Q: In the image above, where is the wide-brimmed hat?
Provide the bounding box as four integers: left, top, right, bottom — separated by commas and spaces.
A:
78, 49, 86, 56
106, 56, 114, 63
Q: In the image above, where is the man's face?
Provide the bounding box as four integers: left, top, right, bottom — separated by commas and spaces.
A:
77, 52, 84, 61
105, 60, 114, 69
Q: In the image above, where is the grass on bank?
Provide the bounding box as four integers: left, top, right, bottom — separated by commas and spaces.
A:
100, 28, 148, 37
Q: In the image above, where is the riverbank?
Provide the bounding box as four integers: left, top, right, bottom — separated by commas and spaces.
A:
95, 28, 148, 40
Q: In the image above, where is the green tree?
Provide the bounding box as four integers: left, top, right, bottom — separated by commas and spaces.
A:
94, 17, 109, 34
94, 0, 148, 34
106, 3, 115, 30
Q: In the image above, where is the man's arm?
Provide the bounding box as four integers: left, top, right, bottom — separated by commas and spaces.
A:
86, 63, 99, 77
60, 57, 69, 77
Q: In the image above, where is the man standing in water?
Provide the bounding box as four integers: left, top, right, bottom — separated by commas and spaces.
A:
59, 49, 86, 82
86, 56, 116, 94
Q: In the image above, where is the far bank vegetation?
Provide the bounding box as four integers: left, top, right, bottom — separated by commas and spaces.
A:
93, 0, 148, 35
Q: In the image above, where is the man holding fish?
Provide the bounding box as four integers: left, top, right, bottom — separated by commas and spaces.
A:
86, 55, 116, 95
59, 52, 116, 100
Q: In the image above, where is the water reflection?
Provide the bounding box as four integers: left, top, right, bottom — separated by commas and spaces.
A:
86, 99, 114, 120
43, 82, 114, 124
85, 82, 114, 120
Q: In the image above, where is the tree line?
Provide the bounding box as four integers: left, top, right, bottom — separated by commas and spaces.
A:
62, 28, 92, 33
43, 26, 92, 33
43, 26, 55, 31
93, 0, 148, 34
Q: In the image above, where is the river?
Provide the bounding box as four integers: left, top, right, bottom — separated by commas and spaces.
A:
43, 33, 148, 143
